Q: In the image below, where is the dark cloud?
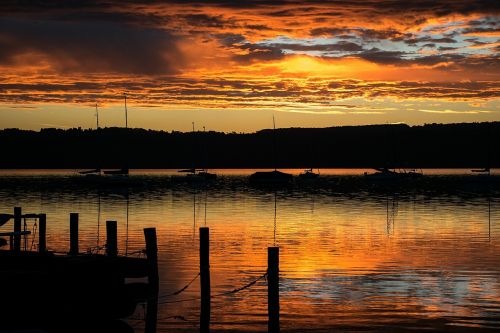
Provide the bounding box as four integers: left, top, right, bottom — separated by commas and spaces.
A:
0, 18, 183, 74
181, 14, 229, 28
438, 46, 458, 51
462, 27, 500, 35
233, 48, 285, 64
357, 48, 407, 64
310, 27, 410, 42
263, 41, 363, 53
421, 43, 436, 48
1, 77, 498, 105
406, 36, 457, 45
214, 33, 246, 46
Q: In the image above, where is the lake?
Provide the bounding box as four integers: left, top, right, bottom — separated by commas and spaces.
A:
0, 169, 498, 332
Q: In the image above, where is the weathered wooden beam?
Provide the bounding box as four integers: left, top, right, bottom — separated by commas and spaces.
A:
268, 246, 280, 333
39, 213, 46, 253
13, 207, 21, 252
200, 227, 210, 333
69, 213, 79, 255
106, 220, 118, 257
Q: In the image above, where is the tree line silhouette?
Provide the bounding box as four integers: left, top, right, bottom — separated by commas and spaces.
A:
0, 122, 497, 169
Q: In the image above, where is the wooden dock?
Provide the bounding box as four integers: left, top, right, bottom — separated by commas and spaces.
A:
0, 207, 158, 329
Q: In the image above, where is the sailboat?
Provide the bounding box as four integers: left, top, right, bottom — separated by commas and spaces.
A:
471, 167, 490, 175
298, 168, 320, 180
249, 117, 293, 184
103, 95, 129, 176
175, 124, 217, 182
364, 125, 423, 181
364, 167, 423, 181
177, 168, 217, 181
78, 103, 102, 177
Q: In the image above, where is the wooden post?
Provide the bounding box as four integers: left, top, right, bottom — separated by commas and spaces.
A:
200, 227, 211, 333
144, 227, 159, 333
268, 246, 280, 333
69, 213, 79, 255
145, 295, 158, 333
106, 221, 118, 257
13, 207, 21, 252
38, 214, 46, 253
144, 228, 159, 292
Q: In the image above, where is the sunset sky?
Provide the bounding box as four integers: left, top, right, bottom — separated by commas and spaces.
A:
0, 0, 499, 132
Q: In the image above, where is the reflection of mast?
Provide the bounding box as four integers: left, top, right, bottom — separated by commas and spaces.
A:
204, 184, 207, 227
96, 191, 101, 248
273, 116, 277, 171
124, 94, 128, 129
95, 103, 99, 129
386, 192, 398, 236
488, 195, 491, 242
125, 191, 129, 255
274, 191, 277, 246
193, 189, 196, 241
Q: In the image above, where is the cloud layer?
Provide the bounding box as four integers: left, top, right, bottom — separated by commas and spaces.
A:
0, 0, 499, 121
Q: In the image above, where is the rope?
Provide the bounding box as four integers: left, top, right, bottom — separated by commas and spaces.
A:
156, 271, 268, 305
126, 249, 146, 257
157, 272, 200, 299
213, 272, 268, 297
86, 245, 105, 254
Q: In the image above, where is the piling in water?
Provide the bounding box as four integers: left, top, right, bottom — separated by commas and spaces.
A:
106, 221, 118, 257
268, 246, 280, 333
200, 227, 210, 333
69, 213, 79, 255
13, 207, 21, 252
38, 213, 46, 253
144, 227, 159, 293
144, 227, 159, 333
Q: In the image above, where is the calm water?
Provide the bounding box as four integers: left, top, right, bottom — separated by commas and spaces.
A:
0, 169, 499, 332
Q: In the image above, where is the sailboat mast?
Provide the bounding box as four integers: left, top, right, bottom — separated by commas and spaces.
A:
124, 94, 128, 129
192, 122, 196, 172
95, 103, 99, 129
273, 115, 277, 171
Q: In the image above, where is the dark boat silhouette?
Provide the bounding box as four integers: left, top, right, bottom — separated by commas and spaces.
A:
76, 100, 131, 179
249, 169, 293, 184
250, 116, 292, 184
104, 96, 130, 175
298, 168, 320, 180
174, 124, 217, 183
472, 167, 490, 174
78, 104, 103, 177
79, 168, 101, 175
103, 167, 129, 175
175, 168, 217, 182
364, 167, 423, 181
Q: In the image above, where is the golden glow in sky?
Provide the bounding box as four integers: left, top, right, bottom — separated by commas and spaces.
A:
0, 0, 498, 131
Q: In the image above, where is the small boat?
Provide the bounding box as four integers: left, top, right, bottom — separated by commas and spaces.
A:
298, 168, 320, 180
174, 124, 217, 183
400, 168, 423, 178
103, 167, 129, 175
79, 168, 101, 175
471, 167, 490, 175
175, 168, 217, 182
102, 96, 130, 176
364, 167, 423, 181
77, 104, 103, 177
250, 116, 292, 185
249, 170, 293, 184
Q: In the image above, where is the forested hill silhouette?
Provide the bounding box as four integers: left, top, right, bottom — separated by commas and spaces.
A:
0, 122, 498, 169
